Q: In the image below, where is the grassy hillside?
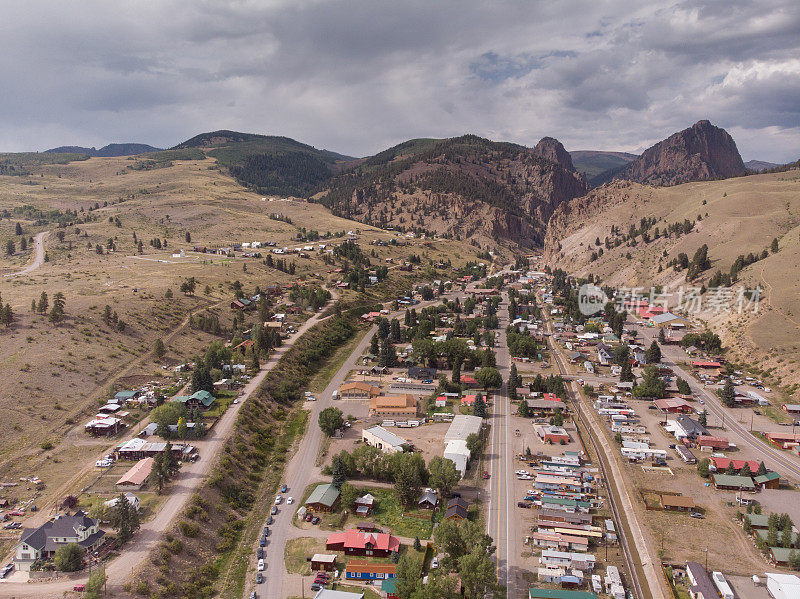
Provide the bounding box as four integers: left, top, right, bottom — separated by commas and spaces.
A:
545, 168, 800, 388
0, 153, 481, 525
172, 130, 357, 197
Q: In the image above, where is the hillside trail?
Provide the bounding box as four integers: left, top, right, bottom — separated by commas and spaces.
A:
3, 230, 48, 277
758, 261, 800, 330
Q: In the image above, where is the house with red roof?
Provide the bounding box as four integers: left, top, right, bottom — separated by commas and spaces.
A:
654, 398, 694, 414
696, 435, 730, 450
710, 457, 760, 474
326, 529, 401, 557
692, 360, 722, 369
461, 394, 476, 406
542, 393, 564, 403
460, 374, 478, 387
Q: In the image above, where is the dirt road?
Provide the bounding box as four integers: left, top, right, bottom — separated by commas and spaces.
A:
4, 231, 48, 277
1, 301, 333, 598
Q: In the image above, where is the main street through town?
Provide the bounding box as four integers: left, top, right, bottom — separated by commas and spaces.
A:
259, 287, 487, 598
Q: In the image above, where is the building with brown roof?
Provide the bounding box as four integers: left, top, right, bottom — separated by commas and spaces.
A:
369, 394, 418, 419
340, 381, 381, 401
659, 494, 695, 511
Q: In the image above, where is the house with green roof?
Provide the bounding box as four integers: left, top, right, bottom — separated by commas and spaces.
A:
712, 473, 755, 491
745, 514, 770, 529
173, 390, 216, 410
306, 483, 341, 512
754, 471, 781, 489
529, 589, 598, 599
769, 546, 794, 565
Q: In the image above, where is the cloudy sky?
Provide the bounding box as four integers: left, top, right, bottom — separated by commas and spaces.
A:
2, 0, 799, 162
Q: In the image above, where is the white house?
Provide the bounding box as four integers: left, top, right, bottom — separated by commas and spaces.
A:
539, 549, 595, 571
14, 512, 105, 571
362, 426, 408, 454
104, 492, 141, 512
443, 440, 471, 474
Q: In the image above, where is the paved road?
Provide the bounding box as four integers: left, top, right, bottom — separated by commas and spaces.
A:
636, 324, 800, 482
484, 291, 521, 597
1, 301, 334, 598
4, 231, 48, 277
256, 292, 482, 598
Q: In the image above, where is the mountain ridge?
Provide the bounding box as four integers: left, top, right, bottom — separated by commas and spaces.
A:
45, 143, 162, 157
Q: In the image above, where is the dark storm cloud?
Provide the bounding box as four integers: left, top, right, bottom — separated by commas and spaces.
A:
0, 0, 798, 162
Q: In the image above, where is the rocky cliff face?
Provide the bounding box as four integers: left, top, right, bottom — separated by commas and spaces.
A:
320, 135, 588, 248
533, 137, 575, 172
613, 120, 747, 186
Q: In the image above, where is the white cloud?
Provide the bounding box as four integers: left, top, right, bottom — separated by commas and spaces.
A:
0, 0, 797, 162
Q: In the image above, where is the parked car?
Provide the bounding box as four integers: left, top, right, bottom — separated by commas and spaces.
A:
264, 527, 270, 537
482, 471, 490, 479
73, 584, 86, 592
690, 512, 704, 519
257, 548, 264, 559
311, 583, 323, 592
287, 497, 294, 505
311, 516, 320, 525
274, 496, 282, 505
1, 563, 14, 578
257, 559, 265, 572
431, 557, 439, 569
266, 516, 273, 525
517, 501, 531, 509
280, 484, 288, 493
260, 536, 266, 547
270, 506, 278, 515
305, 513, 314, 522
256, 572, 263, 584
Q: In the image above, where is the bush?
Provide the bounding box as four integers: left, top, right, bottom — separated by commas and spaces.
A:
54, 543, 85, 572
178, 521, 199, 538
40, 440, 54, 451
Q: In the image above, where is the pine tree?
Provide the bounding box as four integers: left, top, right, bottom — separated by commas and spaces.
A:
37, 291, 48, 314
473, 393, 487, 418
721, 378, 736, 407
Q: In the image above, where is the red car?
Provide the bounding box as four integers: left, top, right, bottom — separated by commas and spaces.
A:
482, 471, 490, 479
73, 584, 86, 592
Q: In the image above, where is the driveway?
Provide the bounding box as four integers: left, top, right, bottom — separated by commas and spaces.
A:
4, 230, 48, 277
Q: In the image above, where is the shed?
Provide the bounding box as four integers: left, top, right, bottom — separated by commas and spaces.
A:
311, 554, 337, 572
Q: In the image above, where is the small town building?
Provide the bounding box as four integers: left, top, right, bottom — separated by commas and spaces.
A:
344, 559, 396, 580
418, 490, 438, 510
444, 497, 469, 521
339, 382, 381, 401
766, 573, 800, 599
172, 389, 215, 410
528, 589, 597, 599
354, 494, 375, 516
305, 483, 341, 513
686, 561, 717, 599
654, 398, 694, 413
535, 424, 570, 445
14, 511, 106, 571
311, 554, 337, 572
104, 493, 141, 512
696, 436, 730, 451
313, 589, 364, 599
325, 529, 400, 557
755, 472, 781, 489
659, 495, 695, 511
443, 439, 470, 474
444, 415, 483, 443
85, 415, 125, 436
115, 457, 154, 491
369, 395, 418, 419
712, 474, 756, 491
362, 426, 408, 454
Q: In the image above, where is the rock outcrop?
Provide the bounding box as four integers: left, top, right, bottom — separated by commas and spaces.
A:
613, 120, 747, 186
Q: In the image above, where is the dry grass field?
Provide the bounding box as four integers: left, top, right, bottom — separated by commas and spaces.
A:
0, 154, 482, 522
546, 169, 800, 390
